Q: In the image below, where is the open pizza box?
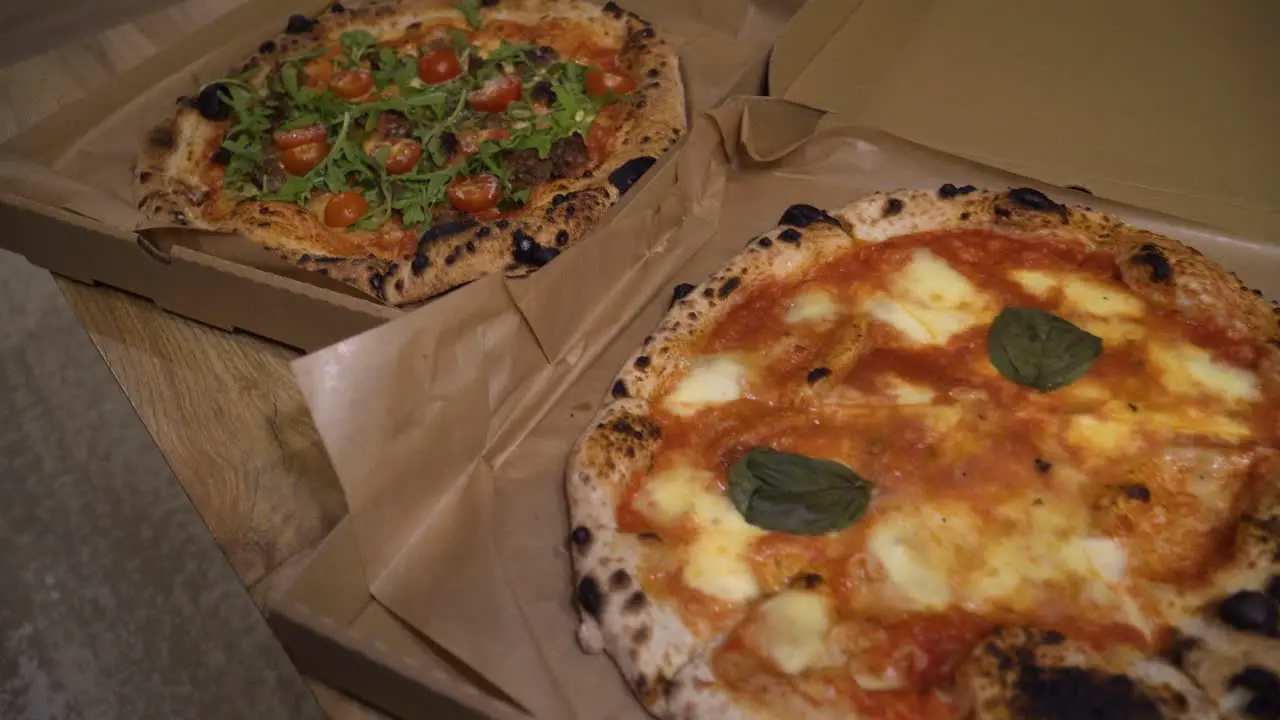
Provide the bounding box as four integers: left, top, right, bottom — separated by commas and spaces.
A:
267, 0, 1280, 718
0, 0, 792, 352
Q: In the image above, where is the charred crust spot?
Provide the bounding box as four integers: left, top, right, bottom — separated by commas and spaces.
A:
883, 197, 904, 217
406, 21, 421, 30
1034, 458, 1052, 474
495, 219, 510, 230
611, 380, 628, 398
702, 287, 713, 298
758, 236, 772, 247
671, 282, 696, 304
609, 418, 644, 441
609, 569, 632, 590
1123, 484, 1152, 502
1165, 631, 1199, 665
285, 14, 315, 34
994, 205, 1012, 219
647, 68, 660, 78
1067, 184, 1093, 195
631, 626, 651, 646
577, 576, 602, 618
418, 219, 477, 253
258, 40, 277, 54
635, 27, 655, 39
475, 226, 492, 238
1131, 244, 1174, 283
258, 206, 272, 216
1040, 630, 1065, 645
602, 1, 625, 17
551, 193, 568, 206
411, 253, 429, 276
986, 642, 1015, 671
394, 277, 405, 292
299, 254, 311, 263
717, 276, 741, 298
638, 532, 661, 542
960, 212, 971, 221
555, 229, 570, 246
799, 573, 823, 589
1008, 187, 1067, 216
806, 367, 831, 384
1229, 665, 1280, 704
779, 203, 839, 228
634, 355, 651, 369
938, 183, 977, 199
210, 147, 232, 165
608, 156, 656, 194
444, 249, 458, 266
512, 229, 559, 266
623, 591, 647, 612
138, 171, 153, 183
1217, 590, 1278, 635
329, 2, 345, 12
148, 125, 176, 150
368, 271, 386, 301
778, 228, 802, 243
565, 204, 576, 218
465, 241, 476, 254
1014, 666, 1162, 720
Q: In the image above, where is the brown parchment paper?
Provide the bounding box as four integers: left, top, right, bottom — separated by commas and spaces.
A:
3, 0, 783, 292
294, 95, 1280, 720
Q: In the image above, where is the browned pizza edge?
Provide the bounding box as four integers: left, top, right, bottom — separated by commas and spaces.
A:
132, 0, 685, 306
566, 185, 1280, 719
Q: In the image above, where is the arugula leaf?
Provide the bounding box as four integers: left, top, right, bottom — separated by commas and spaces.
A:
456, 0, 483, 29
340, 29, 379, 64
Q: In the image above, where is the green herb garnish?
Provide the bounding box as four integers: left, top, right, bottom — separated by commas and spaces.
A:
987, 307, 1103, 391
728, 448, 873, 535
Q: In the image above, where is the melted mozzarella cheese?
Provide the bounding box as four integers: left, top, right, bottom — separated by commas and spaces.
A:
751, 590, 836, 675
664, 356, 748, 416
862, 250, 993, 346
1149, 342, 1261, 404
633, 465, 765, 602
1067, 415, 1137, 457
1060, 276, 1145, 318
883, 377, 936, 405
1010, 269, 1058, 298
785, 290, 840, 324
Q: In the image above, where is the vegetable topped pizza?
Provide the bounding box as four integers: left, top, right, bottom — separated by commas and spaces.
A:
135, 0, 683, 304
568, 187, 1280, 719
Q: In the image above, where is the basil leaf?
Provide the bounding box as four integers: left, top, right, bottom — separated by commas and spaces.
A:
987, 307, 1102, 391
456, 0, 483, 29
728, 448, 872, 535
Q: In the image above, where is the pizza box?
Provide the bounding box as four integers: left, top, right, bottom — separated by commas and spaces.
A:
0, 0, 793, 352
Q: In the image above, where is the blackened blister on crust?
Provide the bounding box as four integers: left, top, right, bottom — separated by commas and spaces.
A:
1066, 184, 1093, 195
611, 380, 628, 398
671, 282, 696, 305
329, 2, 346, 12
1013, 665, 1162, 720
608, 156, 656, 195
938, 183, 977, 199
285, 14, 315, 34
417, 219, 477, 253
577, 576, 602, 618
1008, 187, 1068, 217
258, 40, 277, 54
806, 367, 831, 384
554, 229, 570, 246
883, 197, 904, 217
512, 229, 559, 266
1124, 484, 1152, 502
1132, 243, 1174, 283
778, 228, 801, 243
570, 526, 591, 549
779, 203, 839, 228
602, 1, 625, 17
210, 147, 232, 165
411, 253, 430, 276
1217, 591, 1278, 635
368, 271, 386, 300
717, 277, 741, 298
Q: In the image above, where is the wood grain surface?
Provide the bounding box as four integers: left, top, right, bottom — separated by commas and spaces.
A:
0, 0, 347, 591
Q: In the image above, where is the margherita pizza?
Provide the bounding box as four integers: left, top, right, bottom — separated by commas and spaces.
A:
135, 0, 683, 305
568, 187, 1280, 719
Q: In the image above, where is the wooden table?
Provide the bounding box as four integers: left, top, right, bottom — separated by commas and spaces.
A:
0, 0, 366, 714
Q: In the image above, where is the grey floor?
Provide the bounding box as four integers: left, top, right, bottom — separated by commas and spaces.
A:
0, 249, 323, 720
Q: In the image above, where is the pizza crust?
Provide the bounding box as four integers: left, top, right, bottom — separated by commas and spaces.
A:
566, 185, 1280, 718
134, 0, 685, 305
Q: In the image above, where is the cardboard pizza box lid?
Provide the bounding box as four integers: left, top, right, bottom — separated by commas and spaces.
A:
766, 0, 1280, 242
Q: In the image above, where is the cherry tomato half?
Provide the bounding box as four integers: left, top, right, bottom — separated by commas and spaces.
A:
467, 74, 522, 113
585, 68, 635, 98
330, 69, 374, 99
303, 57, 334, 89
446, 174, 502, 214
418, 48, 462, 84
384, 140, 423, 175
279, 140, 329, 175
273, 124, 327, 150
323, 191, 369, 228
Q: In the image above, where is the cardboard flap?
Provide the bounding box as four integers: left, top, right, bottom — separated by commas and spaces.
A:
0, 157, 142, 232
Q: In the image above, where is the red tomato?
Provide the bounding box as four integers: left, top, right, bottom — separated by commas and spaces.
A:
577, 49, 619, 70
279, 140, 329, 175
323, 191, 369, 228
446, 174, 502, 214
585, 68, 635, 97
457, 127, 511, 155
417, 48, 462, 84
330, 69, 373, 99
384, 140, 423, 175
273, 124, 327, 149
467, 74, 522, 113
303, 57, 334, 89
